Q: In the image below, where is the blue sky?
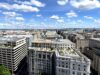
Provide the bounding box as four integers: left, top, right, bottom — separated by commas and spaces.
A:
0, 0, 100, 29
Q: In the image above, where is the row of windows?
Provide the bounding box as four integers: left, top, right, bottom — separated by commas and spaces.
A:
57, 61, 87, 71
57, 57, 70, 61
32, 43, 75, 48
16, 39, 25, 45
73, 64, 87, 71
57, 69, 87, 75
38, 54, 51, 59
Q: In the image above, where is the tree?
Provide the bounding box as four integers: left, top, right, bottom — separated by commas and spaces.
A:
38, 72, 48, 75
0, 64, 11, 75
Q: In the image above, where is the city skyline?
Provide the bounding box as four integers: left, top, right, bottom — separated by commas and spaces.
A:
0, 29, 99, 75
0, 0, 100, 29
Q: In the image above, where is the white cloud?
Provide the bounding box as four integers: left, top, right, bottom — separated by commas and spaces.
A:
50, 15, 64, 23
0, 3, 39, 12
36, 14, 42, 17
94, 19, 100, 24
31, 0, 45, 7
16, 17, 24, 21
50, 15, 60, 20
2, 11, 20, 17
13, 4, 39, 12
57, 0, 68, 5
0, 23, 10, 25
0, 3, 12, 10
66, 10, 77, 18
84, 16, 93, 19
15, 0, 45, 7
70, 0, 100, 10
57, 19, 64, 23
77, 20, 83, 23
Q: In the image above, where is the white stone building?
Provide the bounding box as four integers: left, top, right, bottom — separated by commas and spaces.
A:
55, 48, 91, 75
28, 47, 54, 75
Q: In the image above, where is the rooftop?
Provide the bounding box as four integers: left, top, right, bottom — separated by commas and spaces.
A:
90, 38, 100, 41
0, 36, 23, 48
46, 31, 57, 36
0, 37, 22, 42
0, 44, 13, 49
5, 35, 33, 38
56, 48, 79, 57
33, 38, 75, 45
29, 47, 54, 52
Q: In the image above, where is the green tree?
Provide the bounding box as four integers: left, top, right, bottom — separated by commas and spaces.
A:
38, 72, 48, 75
0, 64, 11, 75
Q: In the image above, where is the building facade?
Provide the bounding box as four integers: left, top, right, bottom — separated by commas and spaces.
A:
83, 38, 100, 75
28, 47, 54, 75
0, 36, 27, 73
32, 39, 75, 49
76, 39, 89, 53
55, 48, 91, 75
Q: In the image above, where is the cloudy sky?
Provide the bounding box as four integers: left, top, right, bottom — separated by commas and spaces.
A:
0, 0, 100, 29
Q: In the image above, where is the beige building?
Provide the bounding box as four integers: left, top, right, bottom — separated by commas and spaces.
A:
93, 54, 100, 75
76, 39, 89, 53
32, 39, 75, 49
83, 38, 100, 75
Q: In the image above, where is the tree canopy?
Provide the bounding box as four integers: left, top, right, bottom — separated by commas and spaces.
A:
0, 64, 11, 75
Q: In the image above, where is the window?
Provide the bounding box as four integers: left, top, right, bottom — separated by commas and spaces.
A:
66, 70, 68, 74
62, 65, 64, 67
73, 71, 75, 74
62, 69, 64, 72
78, 65, 81, 71
83, 73, 86, 75
84, 65, 86, 71
39, 54, 41, 58
59, 64, 60, 67
43, 55, 46, 59
77, 72, 81, 75
66, 65, 68, 68
73, 64, 75, 70
47, 55, 50, 59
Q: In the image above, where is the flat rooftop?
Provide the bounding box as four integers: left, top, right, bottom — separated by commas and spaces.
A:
56, 48, 79, 57
46, 31, 57, 35
0, 36, 23, 48
29, 47, 54, 52
5, 35, 33, 38
46, 31, 61, 37
0, 37, 22, 42
90, 38, 100, 41
0, 44, 13, 49
33, 39, 75, 45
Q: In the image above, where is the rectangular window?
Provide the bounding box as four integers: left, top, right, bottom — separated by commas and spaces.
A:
47, 55, 50, 59
43, 55, 46, 59
39, 54, 41, 58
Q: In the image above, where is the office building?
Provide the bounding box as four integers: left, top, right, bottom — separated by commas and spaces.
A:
5, 34, 33, 47
28, 47, 54, 75
0, 36, 27, 72
32, 39, 75, 49
29, 33, 90, 75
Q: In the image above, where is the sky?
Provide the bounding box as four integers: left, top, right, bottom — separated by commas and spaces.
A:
0, 0, 100, 29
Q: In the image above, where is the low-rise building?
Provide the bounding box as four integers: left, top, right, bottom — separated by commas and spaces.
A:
32, 39, 75, 49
